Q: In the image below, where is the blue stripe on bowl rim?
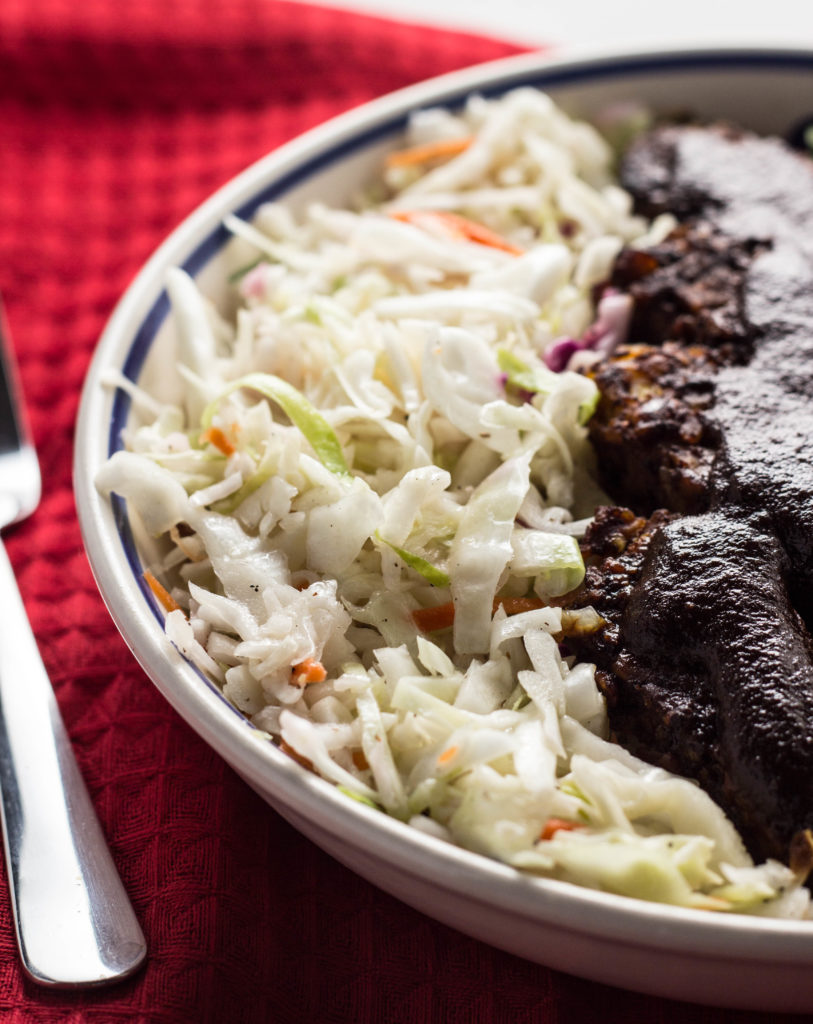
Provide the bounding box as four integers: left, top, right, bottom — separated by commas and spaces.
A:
107, 47, 813, 710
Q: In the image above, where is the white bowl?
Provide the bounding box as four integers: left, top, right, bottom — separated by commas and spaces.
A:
74, 44, 813, 1012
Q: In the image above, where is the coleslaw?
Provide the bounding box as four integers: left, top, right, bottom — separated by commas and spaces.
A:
97, 88, 810, 917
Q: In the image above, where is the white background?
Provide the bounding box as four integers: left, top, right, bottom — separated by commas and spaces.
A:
291, 0, 808, 52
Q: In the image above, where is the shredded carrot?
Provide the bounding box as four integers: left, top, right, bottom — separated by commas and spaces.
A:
411, 601, 456, 633
540, 818, 584, 841
389, 209, 523, 255
385, 135, 474, 168
200, 425, 236, 456
492, 596, 546, 616
279, 739, 314, 771
412, 595, 547, 633
143, 570, 182, 614
352, 749, 369, 771
437, 745, 459, 766
291, 657, 328, 686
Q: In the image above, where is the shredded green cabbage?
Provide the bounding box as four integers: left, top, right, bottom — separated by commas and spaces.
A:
201, 372, 351, 478
377, 533, 451, 587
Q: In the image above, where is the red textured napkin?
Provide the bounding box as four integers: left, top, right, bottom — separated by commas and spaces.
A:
0, 3, 804, 1022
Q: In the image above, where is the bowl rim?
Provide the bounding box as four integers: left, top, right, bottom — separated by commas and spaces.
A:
75, 40, 813, 969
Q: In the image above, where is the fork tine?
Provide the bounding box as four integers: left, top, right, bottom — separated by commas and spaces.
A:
0, 304, 40, 527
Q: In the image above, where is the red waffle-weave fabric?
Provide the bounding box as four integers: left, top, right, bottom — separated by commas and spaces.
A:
0, 3, 805, 1023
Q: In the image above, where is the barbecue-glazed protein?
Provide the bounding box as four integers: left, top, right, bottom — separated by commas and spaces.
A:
571, 122, 813, 870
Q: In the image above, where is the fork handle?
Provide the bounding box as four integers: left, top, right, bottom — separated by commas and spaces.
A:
0, 536, 146, 986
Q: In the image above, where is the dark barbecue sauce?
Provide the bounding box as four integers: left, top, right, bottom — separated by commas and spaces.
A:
576, 125, 813, 865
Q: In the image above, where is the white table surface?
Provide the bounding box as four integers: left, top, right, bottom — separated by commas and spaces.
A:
294, 0, 810, 53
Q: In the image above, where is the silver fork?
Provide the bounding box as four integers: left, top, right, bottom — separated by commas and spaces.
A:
0, 303, 146, 986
